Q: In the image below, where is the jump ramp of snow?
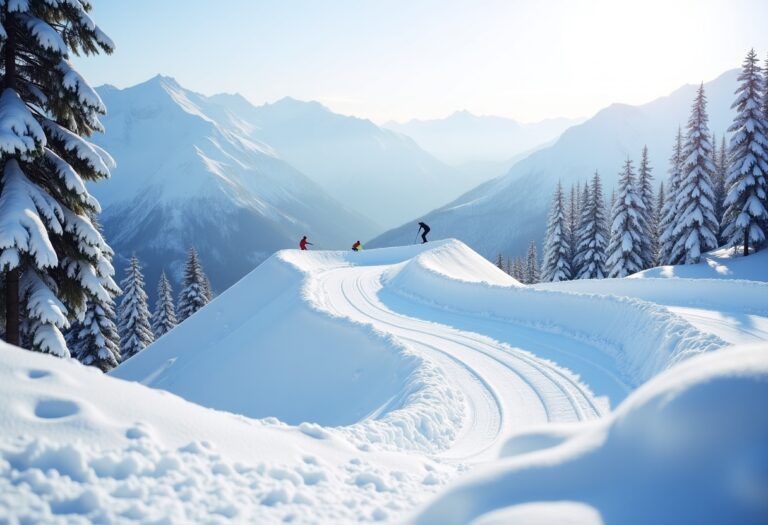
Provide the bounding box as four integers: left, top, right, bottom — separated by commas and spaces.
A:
113, 239, 726, 459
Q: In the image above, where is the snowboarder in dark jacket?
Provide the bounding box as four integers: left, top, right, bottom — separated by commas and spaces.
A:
352, 240, 363, 251
418, 222, 431, 243
299, 236, 312, 250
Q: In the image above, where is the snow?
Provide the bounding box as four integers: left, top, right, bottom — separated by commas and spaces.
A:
0, 88, 45, 155
2, 240, 767, 522
22, 15, 67, 54
634, 245, 768, 281
411, 344, 768, 525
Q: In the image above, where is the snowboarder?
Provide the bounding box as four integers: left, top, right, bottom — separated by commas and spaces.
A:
417, 222, 431, 244
299, 236, 312, 250
352, 240, 363, 251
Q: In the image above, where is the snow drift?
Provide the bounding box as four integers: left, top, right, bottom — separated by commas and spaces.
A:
0, 344, 450, 524
410, 344, 768, 525
384, 241, 727, 385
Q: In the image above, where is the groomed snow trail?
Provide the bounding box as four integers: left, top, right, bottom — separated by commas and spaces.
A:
315, 263, 607, 462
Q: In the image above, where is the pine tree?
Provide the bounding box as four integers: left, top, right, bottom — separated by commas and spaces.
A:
202, 275, 213, 302
541, 182, 572, 282
722, 49, 768, 256
117, 256, 154, 360
511, 257, 525, 282
504, 257, 512, 276
669, 84, 719, 264
74, 298, 121, 372
652, 182, 665, 265
525, 241, 539, 284
636, 146, 655, 269
152, 271, 177, 339
713, 135, 730, 242
659, 128, 685, 264
566, 184, 580, 276
575, 171, 608, 279
0, 2, 115, 355
177, 248, 210, 321
495, 253, 504, 271
607, 159, 646, 277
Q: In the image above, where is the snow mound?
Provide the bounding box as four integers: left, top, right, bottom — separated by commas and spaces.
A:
632, 246, 768, 281
0, 345, 450, 524
113, 240, 468, 453
112, 254, 419, 427
411, 344, 768, 525
536, 276, 768, 316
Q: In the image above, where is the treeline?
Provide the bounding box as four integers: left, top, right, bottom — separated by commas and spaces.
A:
525, 48, 767, 283
67, 248, 213, 372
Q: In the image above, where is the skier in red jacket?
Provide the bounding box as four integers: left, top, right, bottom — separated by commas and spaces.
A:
299, 236, 312, 250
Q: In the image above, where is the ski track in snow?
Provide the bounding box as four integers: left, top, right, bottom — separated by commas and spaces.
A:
317, 265, 606, 462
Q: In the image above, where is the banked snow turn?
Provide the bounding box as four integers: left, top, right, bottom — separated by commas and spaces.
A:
114, 240, 725, 460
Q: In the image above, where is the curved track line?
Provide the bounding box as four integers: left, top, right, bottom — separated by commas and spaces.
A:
315, 265, 606, 462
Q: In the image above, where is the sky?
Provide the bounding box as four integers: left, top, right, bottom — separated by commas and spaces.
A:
76, 0, 768, 124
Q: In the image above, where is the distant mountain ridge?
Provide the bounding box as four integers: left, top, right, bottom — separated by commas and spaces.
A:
214, 95, 474, 228
91, 76, 376, 297
385, 111, 584, 169
370, 69, 740, 259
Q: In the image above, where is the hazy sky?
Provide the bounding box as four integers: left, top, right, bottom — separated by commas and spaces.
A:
76, 0, 768, 123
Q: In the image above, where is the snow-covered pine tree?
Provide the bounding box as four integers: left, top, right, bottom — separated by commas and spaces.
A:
652, 181, 665, 265
74, 297, 120, 372
152, 271, 177, 339
659, 128, 685, 264
566, 184, 580, 276
117, 256, 153, 360
575, 171, 608, 279
511, 257, 524, 282
636, 146, 655, 269
669, 84, 719, 264
715, 136, 730, 241
73, 216, 121, 371
722, 49, 768, 256
202, 275, 213, 302
525, 241, 539, 284
541, 183, 571, 282
495, 253, 504, 271
606, 159, 647, 277
0, 2, 116, 355
504, 257, 511, 276
177, 247, 210, 321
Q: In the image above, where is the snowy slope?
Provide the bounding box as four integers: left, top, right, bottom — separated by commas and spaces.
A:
114, 239, 725, 444
536, 247, 768, 347
411, 344, 768, 525
370, 69, 739, 258
632, 246, 768, 281
385, 111, 582, 172
0, 344, 452, 524
2, 240, 766, 523
91, 76, 376, 296
215, 96, 471, 228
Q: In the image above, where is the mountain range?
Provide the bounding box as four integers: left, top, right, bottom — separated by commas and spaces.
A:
91, 77, 377, 296
90, 76, 509, 297
370, 69, 740, 259
386, 111, 583, 181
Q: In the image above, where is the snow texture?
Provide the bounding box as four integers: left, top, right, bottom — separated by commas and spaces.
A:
411, 345, 768, 525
